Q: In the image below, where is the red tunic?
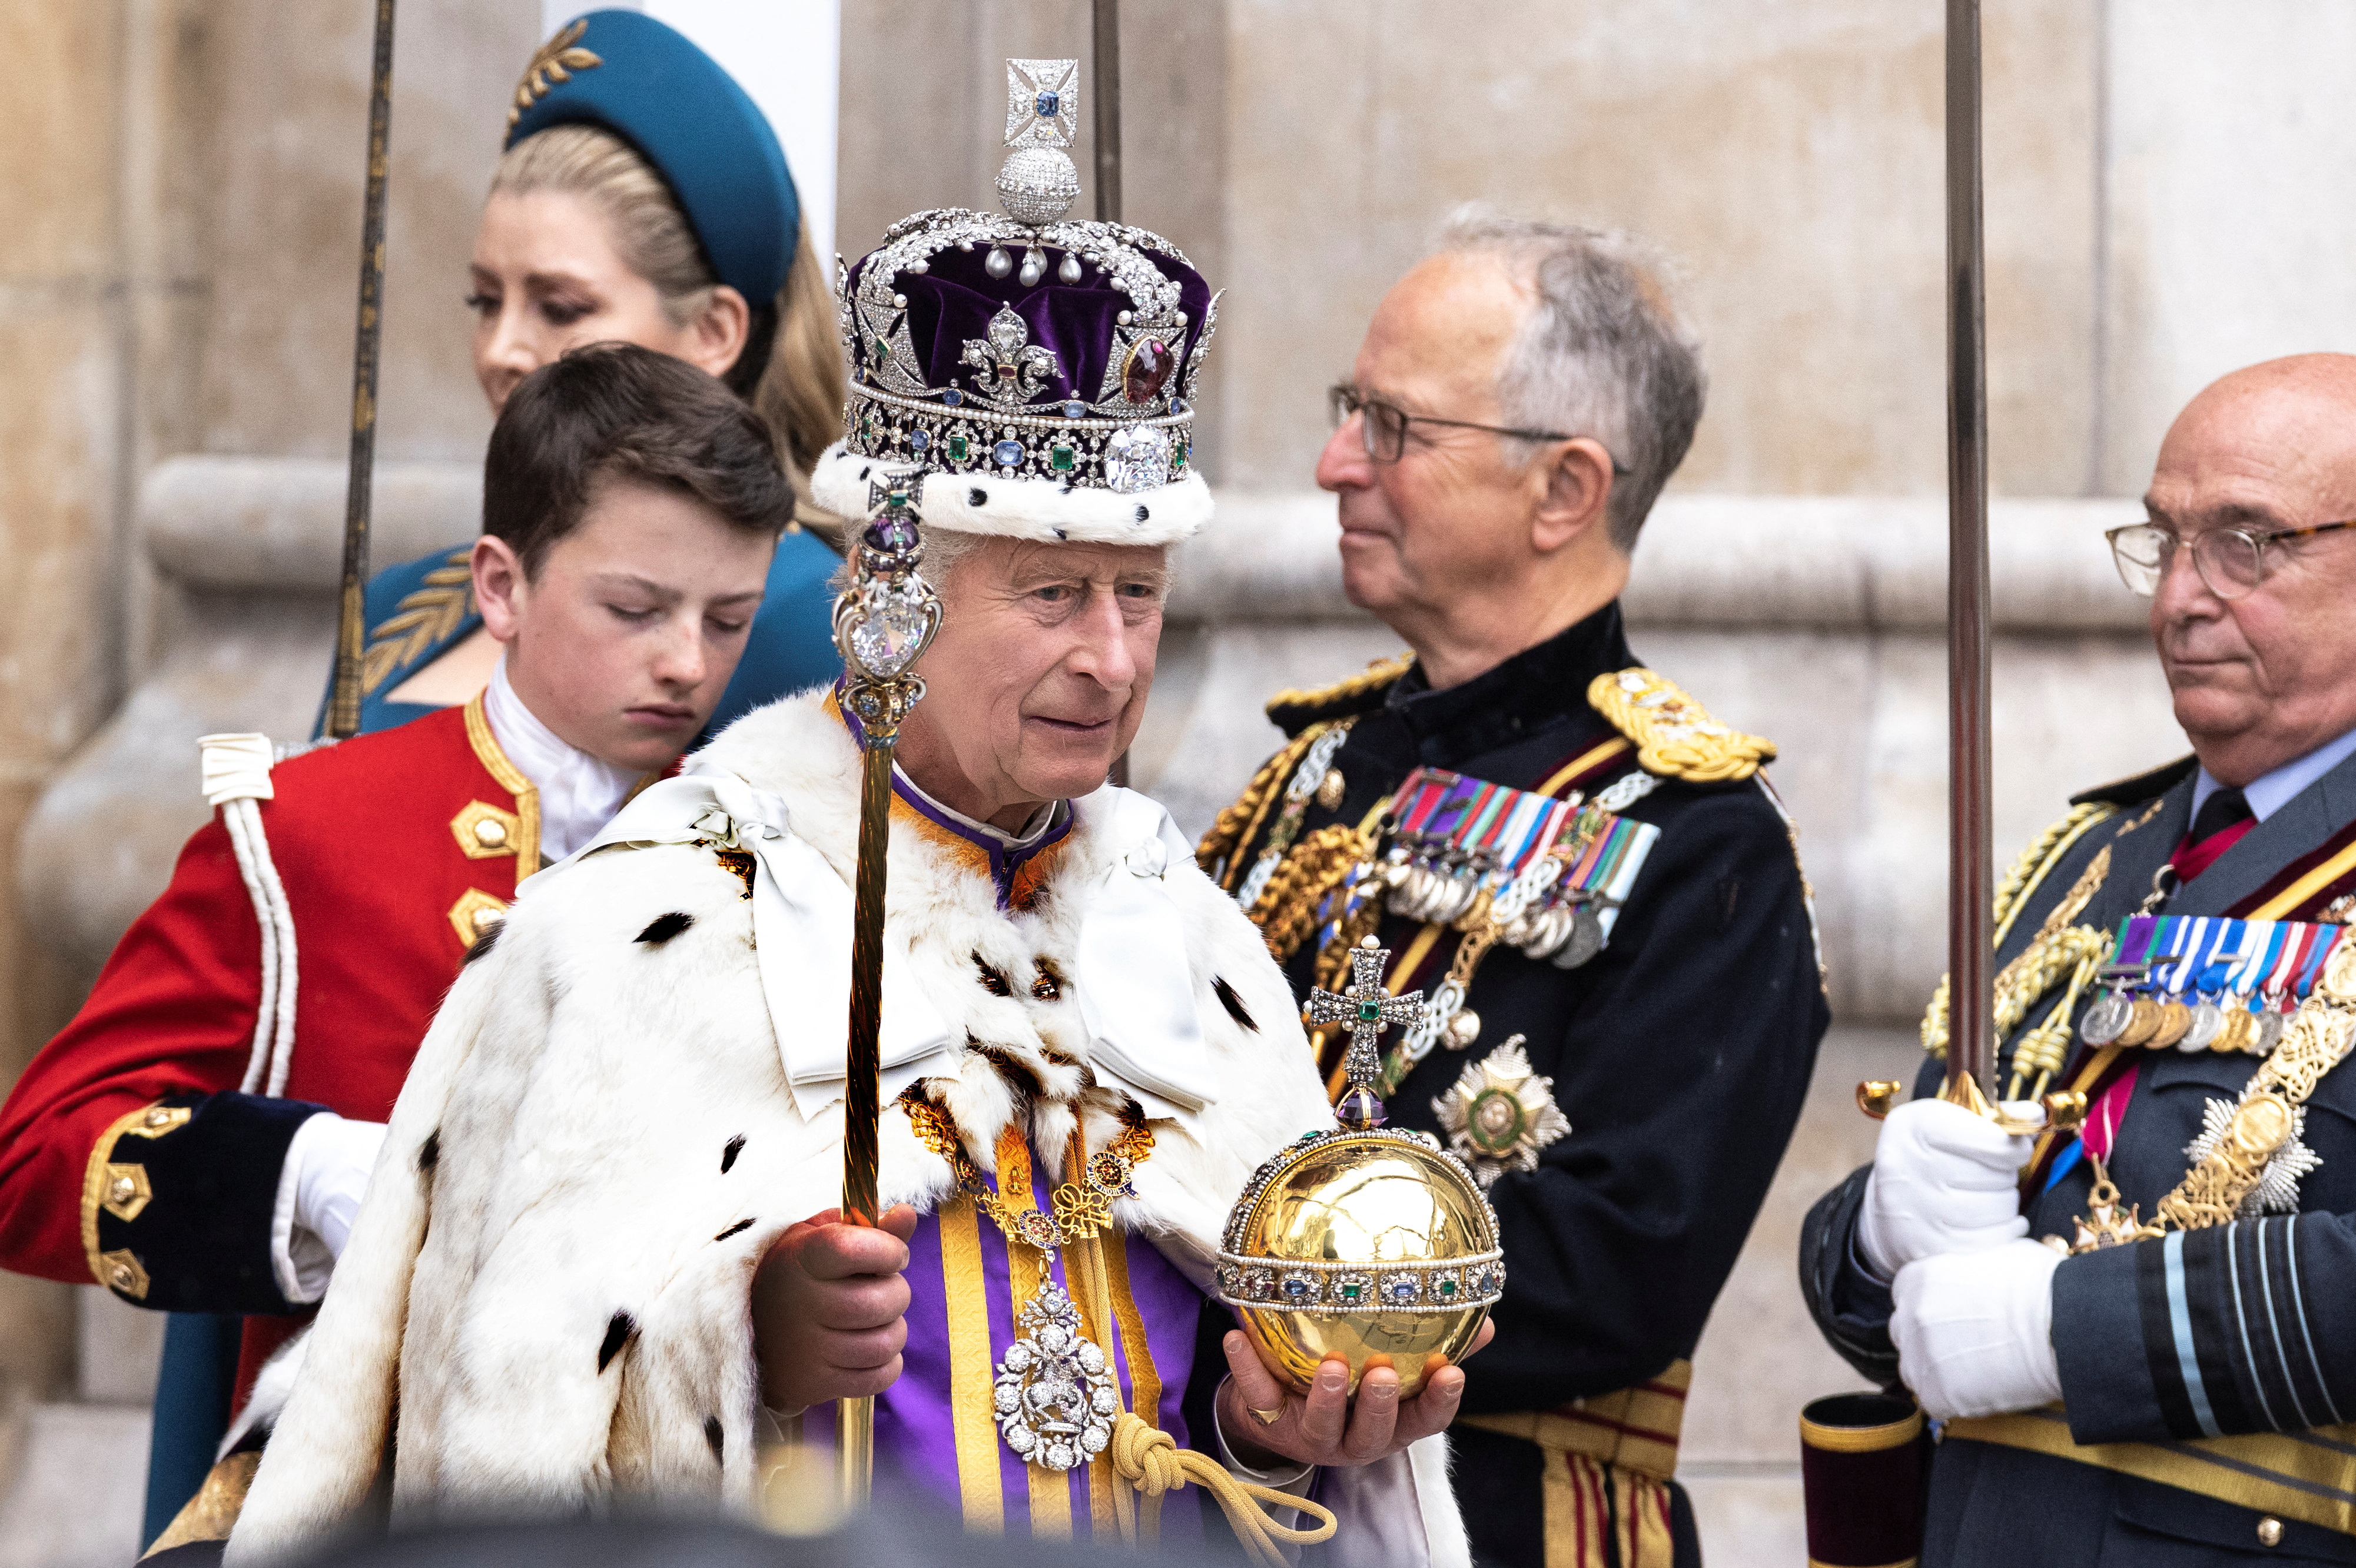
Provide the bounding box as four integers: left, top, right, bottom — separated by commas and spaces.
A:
0, 697, 540, 1390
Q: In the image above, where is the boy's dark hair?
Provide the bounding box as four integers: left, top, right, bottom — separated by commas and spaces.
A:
483, 342, 793, 576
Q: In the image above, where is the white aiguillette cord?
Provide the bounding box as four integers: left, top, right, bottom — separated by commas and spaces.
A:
202, 733, 300, 1096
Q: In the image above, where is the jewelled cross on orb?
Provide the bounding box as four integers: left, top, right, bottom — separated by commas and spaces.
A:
1307, 935, 1425, 1129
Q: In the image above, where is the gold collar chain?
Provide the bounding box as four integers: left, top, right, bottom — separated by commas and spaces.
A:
900, 1089, 1154, 1253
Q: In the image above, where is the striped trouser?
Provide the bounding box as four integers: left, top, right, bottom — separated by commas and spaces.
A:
1459, 1360, 1691, 1567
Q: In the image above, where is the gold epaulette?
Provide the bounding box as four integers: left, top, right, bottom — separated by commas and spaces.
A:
1263, 653, 1415, 738
1585, 668, 1776, 784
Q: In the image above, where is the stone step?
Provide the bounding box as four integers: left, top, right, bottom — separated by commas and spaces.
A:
0, 1402, 152, 1568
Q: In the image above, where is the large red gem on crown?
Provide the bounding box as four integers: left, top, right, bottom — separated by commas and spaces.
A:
1122, 337, 1174, 404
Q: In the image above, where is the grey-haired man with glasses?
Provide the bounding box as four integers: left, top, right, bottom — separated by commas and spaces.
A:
1801, 353, 2356, 1566
1198, 214, 1828, 1567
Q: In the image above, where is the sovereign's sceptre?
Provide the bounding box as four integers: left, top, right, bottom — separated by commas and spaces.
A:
828, 466, 943, 1507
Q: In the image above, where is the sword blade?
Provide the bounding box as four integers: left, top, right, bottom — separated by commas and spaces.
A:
1094, 0, 1134, 792
1945, 0, 1994, 1096
1091, 0, 1123, 225
328, 0, 398, 740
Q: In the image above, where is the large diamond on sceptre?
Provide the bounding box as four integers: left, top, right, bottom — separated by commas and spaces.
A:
1215, 935, 1501, 1396
832, 468, 945, 736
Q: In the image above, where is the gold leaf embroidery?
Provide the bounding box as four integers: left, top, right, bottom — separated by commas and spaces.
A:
361, 550, 474, 697
508, 19, 603, 127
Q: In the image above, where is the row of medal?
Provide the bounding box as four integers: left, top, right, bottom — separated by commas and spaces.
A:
2078, 914, 2347, 1055
1375, 767, 1660, 969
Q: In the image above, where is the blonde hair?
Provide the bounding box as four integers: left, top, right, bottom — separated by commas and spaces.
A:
490, 124, 846, 484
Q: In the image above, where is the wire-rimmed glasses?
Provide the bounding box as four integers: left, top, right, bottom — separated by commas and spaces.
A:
2105, 517, 2356, 600
1328, 383, 1626, 472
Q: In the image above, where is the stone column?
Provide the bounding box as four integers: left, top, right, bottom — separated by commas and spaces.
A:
0, 0, 211, 1406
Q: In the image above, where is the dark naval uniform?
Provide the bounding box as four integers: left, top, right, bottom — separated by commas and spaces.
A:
1803, 747, 2356, 1563
1200, 603, 1829, 1568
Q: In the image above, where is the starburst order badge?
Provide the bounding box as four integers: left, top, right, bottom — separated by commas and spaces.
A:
1433, 1037, 1571, 1189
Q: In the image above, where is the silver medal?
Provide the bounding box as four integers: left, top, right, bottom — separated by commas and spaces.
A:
1552, 902, 1606, 970
2181, 1002, 2224, 1052
2257, 1009, 2287, 1054
2078, 990, 2133, 1046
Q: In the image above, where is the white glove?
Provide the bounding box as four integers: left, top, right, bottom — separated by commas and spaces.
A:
1892, 1238, 2064, 1420
1856, 1097, 2040, 1280
270, 1113, 389, 1303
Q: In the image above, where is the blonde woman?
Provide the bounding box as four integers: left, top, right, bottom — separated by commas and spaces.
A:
328, 9, 845, 736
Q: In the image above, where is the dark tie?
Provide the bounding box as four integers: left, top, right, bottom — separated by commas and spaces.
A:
2191, 786, 2253, 845
2171, 785, 2254, 882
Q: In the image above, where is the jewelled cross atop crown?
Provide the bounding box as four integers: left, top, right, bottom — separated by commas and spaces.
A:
813, 59, 1223, 547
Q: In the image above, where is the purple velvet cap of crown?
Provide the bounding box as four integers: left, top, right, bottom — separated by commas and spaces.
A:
847, 237, 1212, 412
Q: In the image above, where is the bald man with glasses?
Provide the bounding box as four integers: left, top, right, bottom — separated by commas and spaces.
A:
1198, 216, 1829, 1568
1801, 353, 2356, 1566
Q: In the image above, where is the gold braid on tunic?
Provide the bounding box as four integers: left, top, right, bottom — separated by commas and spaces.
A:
1246, 823, 1375, 964
1921, 801, 2120, 1063
1199, 654, 1415, 885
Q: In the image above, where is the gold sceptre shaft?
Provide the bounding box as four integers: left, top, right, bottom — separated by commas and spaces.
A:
328, 0, 399, 740
828, 468, 943, 1510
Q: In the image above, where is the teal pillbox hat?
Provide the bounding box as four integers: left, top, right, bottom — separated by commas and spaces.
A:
507, 9, 801, 303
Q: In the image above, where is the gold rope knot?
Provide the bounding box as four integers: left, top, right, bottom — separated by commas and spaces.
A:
1109, 1413, 1186, 1496
1104, 1411, 1339, 1568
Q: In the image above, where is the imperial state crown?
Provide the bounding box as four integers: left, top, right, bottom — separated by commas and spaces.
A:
812, 59, 1220, 546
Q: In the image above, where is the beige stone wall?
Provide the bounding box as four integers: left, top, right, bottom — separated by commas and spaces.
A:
1218, 0, 2102, 495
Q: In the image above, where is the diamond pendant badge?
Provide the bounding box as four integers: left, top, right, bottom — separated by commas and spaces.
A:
1433, 1037, 1571, 1188
993, 1281, 1118, 1471
2186, 1095, 2322, 1217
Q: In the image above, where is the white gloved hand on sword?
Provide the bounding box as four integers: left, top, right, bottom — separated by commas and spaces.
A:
1856, 1095, 2045, 1281
1893, 1237, 2065, 1420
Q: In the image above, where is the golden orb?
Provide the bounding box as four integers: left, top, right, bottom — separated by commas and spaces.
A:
1223, 933, 1501, 1396
1216, 1122, 1500, 1398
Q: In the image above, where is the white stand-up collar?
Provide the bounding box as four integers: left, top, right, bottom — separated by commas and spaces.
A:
483, 656, 642, 862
